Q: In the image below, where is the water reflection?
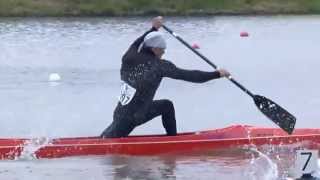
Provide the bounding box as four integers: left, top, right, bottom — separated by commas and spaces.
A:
98, 147, 313, 179
101, 148, 262, 180
105, 155, 176, 180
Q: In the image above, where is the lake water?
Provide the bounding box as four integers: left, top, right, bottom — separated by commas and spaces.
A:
0, 15, 319, 179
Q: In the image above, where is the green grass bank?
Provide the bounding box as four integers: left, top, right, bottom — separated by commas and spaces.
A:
1, 0, 320, 17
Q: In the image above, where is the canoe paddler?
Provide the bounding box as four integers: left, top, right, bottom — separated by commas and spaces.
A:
101, 16, 230, 138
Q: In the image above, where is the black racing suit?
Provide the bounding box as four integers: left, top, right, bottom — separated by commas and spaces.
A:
101, 27, 221, 138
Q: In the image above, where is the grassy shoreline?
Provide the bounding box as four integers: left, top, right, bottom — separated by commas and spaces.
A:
1, 0, 320, 17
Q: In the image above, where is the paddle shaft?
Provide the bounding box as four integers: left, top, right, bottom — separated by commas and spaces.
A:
162, 25, 255, 98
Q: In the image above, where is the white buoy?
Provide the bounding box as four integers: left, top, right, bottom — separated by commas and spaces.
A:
49, 73, 61, 82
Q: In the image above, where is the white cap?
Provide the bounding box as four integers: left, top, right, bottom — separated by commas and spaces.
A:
143, 31, 166, 49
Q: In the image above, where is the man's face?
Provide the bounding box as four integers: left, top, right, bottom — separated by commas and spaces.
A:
152, 47, 165, 59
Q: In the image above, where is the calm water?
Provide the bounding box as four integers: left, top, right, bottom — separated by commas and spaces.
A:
0, 15, 319, 179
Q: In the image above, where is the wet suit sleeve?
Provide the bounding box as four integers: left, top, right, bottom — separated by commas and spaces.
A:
161, 60, 221, 83
128, 27, 158, 51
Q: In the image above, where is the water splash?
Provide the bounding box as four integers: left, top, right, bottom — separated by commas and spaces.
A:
246, 147, 279, 180
16, 137, 51, 160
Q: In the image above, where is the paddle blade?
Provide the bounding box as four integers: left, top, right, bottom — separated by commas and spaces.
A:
254, 95, 296, 134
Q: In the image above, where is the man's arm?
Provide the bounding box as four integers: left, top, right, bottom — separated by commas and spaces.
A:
127, 16, 163, 51
161, 60, 230, 83
129, 27, 157, 51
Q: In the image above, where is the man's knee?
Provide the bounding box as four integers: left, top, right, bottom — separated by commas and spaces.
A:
160, 99, 174, 112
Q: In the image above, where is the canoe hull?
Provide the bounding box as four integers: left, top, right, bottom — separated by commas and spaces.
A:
1, 125, 320, 160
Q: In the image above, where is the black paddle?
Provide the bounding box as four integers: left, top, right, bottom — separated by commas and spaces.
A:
162, 25, 296, 134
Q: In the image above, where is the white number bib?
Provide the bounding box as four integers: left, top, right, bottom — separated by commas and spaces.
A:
118, 81, 136, 105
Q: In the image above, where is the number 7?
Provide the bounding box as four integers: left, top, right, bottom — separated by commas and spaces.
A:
301, 152, 312, 171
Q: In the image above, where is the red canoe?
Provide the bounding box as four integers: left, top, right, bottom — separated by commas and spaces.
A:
1, 125, 320, 160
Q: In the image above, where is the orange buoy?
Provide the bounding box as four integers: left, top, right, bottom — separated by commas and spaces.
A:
240, 31, 249, 37
192, 43, 200, 49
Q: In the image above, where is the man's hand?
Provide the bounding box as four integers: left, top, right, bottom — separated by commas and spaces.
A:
217, 69, 231, 78
152, 16, 163, 30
